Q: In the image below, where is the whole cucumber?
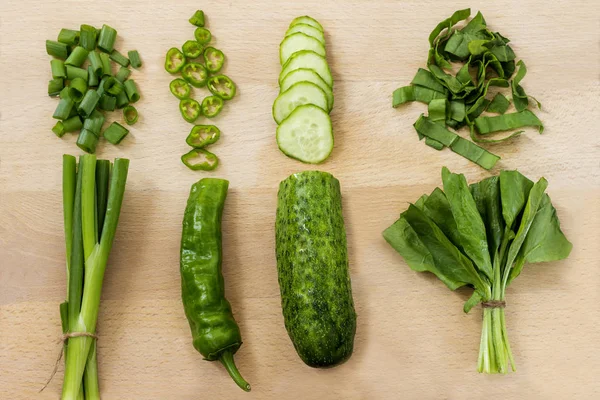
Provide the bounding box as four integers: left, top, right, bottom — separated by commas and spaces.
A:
275, 171, 357, 367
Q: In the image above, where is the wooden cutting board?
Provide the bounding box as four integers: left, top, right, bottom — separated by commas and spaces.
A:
1, 1, 599, 399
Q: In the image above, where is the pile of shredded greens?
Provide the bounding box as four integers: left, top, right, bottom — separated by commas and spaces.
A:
392, 9, 543, 169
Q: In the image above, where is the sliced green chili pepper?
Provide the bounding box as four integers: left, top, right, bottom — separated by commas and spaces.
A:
201, 96, 224, 118
182, 40, 203, 59
165, 47, 186, 74
123, 105, 138, 125
194, 27, 212, 45
169, 78, 192, 99
180, 149, 219, 171
181, 63, 208, 88
207, 75, 236, 100
186, 125, 221, 148
179, 99, 202, 123
180, 178, 250, 393
189, 10, 205, 27
203, 47, 225, 73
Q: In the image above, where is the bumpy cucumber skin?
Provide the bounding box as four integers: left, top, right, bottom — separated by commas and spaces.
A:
275, 171, 357, 367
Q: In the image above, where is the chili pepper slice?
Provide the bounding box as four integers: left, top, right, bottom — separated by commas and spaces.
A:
170, 78, 192, 100
179, 99, 202, 123
186, 125, 221, 148
194, 27, 212, 45
201, 96, 224, 118
203, 46, 225, 73
207, 75, 236, 100
165, 47, 187, 74
181, 148, 219, 171
182, 40, 203, 59
182, 62, 209, 88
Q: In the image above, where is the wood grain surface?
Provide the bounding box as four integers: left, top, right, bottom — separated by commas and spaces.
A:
1, 1, 599, 399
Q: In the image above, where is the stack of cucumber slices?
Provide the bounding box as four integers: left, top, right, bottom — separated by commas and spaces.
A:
274, 16, 334, 164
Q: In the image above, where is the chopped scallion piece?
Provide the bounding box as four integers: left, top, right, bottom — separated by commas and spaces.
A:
98, 24, 117, 53
65, 46, 89, 67
102, 121, 129, 144
59, 86, 70, 99
98, 94, 117, 111
63, 115, 84, 132
115, 66, 131, 83
66, 65, 88, 81
104, 77, 123, 96
128, 50, 142, 68
123, 80, 140, 103
53, 98, 75, 120
57, 28, 80, 46
52, 121, 66, 137
88, 66, 99, 87
51, 59, 67, 79
68, 77, 88, 102
109, 50, 129, 67
99, 52, 112, 76
79, 24, 98, 51
123, 105, 138, 125
76, 129, 99, 153
82, 110, 105, 135
88, 51, 103, 77
189, 10, 205, 27
46, 40, 68, 59
78, 89, 101, 118
48, 78, 64, 97
115, 91, 129, 109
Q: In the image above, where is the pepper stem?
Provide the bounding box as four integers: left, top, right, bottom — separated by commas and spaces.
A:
219, 350, 251, 392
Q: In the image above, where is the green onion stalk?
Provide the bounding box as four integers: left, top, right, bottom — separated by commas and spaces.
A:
60, 154, 129, 400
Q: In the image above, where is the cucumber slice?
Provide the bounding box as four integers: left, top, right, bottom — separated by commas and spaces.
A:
279, 50, 333, 87
285, 23, 325, 45
280, 68, 333, 111
289, 16, 324, 32
280, 33, 326, 65
273, 81, 329, 124
276, 104, 333, 164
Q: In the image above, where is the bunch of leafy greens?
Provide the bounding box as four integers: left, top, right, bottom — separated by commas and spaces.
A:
392, 9, 543, 170
383, 167, 572, 373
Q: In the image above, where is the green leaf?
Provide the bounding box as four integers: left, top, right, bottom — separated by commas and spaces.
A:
428, 8, 471, 47
469, 176, 504, 260
487, 93, 510, 114
411, 68, 447, 93
499, 170, 534, 229
428, 64, 467, 94
469, 125, 523, 144
463, 290, 482, 313
450, 137, 500, 170
474, 110, 544, 134
422, 188, 463, 248
428, 98, 448, 123
392, 85, 447, 107
490, 45, 515, 62
442, 167, 493, 280
425, 137, 445, 150
413, 114, 458, 146
449, 100, 466, 122
511, 60, 542, 111
413, 194, 429, 211
508, 194, 573, 283
383, 205, 489, 296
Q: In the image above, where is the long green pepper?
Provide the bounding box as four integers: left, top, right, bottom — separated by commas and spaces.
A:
180, 178, 250, 392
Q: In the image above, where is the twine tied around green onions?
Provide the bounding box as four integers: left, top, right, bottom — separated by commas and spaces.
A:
39, 331, 98, 393
481, 300, 506, 309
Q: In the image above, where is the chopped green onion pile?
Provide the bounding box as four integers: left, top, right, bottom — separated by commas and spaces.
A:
47, 24, 143, 153
165, 10, 237, 171
392, 9, 543, 170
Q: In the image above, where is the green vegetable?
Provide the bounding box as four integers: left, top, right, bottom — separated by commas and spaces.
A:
185, 125, 220, 148
203, 46, 225, 72
180, 178, 249, 391
57, 29, 80, 46
88, 66, 99, 87
99, 52, 112, 76
103, 121, 129, 144
189, 10, 205, 27
51, 59, 67, 79
128, 50, 142, 68
391, 9, 544, 168
207, 75, 236, 100
82, 109, 105, 136
52, 116, 83, 137
98, 93, 117, 111
170, 78, 192, 99
182, 63, 209, 88
48, 78, 64, 97
181, 149, 219, 170
165, 47, 186, 74
279, 32, 326, 65
65, 46, 89, 67
182, 40, 203, 59
123, 79, 140, 103
77, 89, 100, 118
109, 49, 129, 67
179, 98, 202, 123
103, 77, 123, 96
98, 24, 117, 53
115, 66, 131, 83
46, 40, 68, 59
201, 96, 223, 118
276, 171, 357, 367
79, 25, 97, 51
60, 155, 129, 399
194, 27, 211, 44
66, 65, 88, 81
68, 77, 88, 102
76, 129, 99, 153
123, 105, 138, 125
383, 167, 572, 374
53, 98, 74, 120
289, 15, 323, 32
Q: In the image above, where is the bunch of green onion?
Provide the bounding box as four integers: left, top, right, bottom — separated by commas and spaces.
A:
47, 25, 143, 153
60, 154, 129, 399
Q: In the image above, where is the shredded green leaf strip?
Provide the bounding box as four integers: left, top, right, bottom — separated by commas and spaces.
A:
487, 93, 510, 114
474, 110, 544, 134
450, 136, 500, 170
